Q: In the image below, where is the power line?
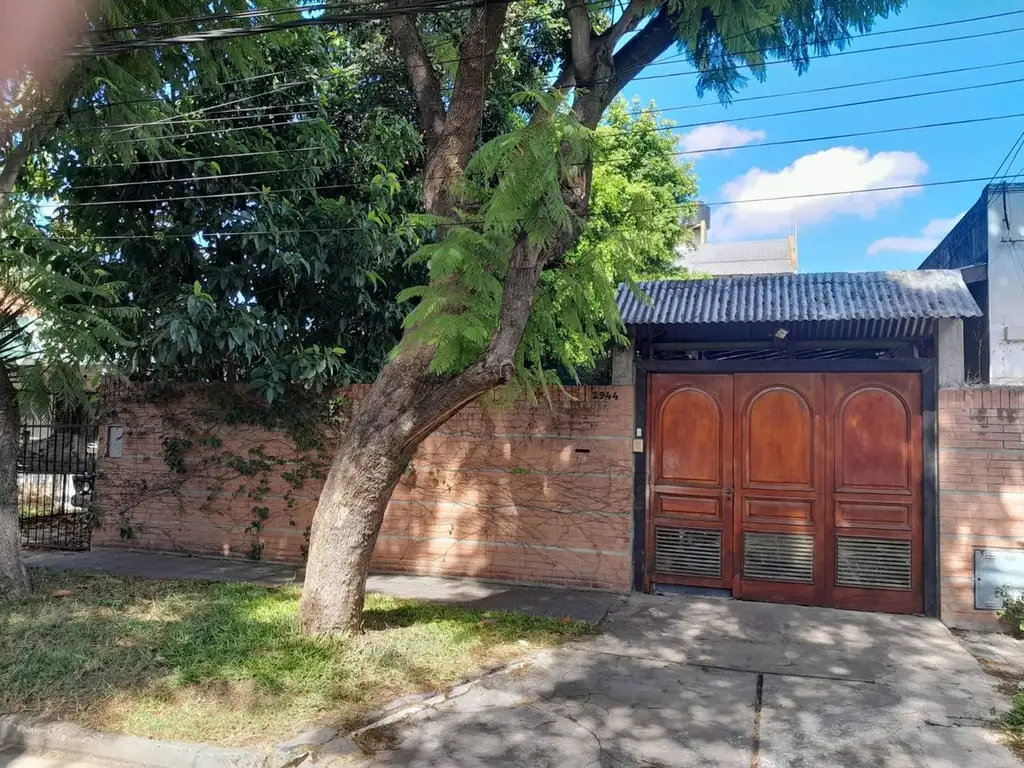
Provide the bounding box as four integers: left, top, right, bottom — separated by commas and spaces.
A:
66, 163, 345, 191
29, 5, 1020, 137
86, 0, 561, 38
648, 7, 1024, 70
624, 24, 1024, 89
71, 101, 1024, 176
26, 0, 600, 124
103, 117, 325, 145
71, 1, 487, 58
78, 66, 1024, 149
80, 146, 326, 169
88, 2, 340, 37
23, 64, 323, 121
41, 174, 999, 242
631, 56, 1024, 117
87, 64, 1024, 135
989, 130, 1024, 185
38, 110, 1022, 208
669, 111, 1024, 157
638, 76, 1024, 135
55, 52, 1024, 140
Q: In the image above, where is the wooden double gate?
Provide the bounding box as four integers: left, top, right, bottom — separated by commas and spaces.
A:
646, 372, 923, 614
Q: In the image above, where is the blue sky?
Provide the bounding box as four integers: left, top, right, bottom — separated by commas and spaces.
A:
619, 1, 1024, 273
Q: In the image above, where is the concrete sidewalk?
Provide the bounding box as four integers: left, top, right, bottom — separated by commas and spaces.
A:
369, 594, 1019, 768
22, 548, 622, 625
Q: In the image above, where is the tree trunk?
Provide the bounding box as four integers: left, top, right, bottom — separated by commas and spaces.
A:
0, 363, 27, 599
297, 0, 669, 635
299, 231, 568, 634
298, 421, 415, 633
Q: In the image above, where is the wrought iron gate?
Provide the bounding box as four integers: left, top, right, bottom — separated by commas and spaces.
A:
18, 423, 98, 551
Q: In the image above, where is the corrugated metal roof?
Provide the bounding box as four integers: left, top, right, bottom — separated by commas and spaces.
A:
618, 270, 982, 326
677, 238, 797, 276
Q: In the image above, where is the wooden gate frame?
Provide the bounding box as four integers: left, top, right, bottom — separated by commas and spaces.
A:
631, 358, 939, 618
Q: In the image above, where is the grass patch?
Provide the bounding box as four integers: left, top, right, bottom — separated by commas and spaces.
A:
1002, 692, 1024, 760
0, 569, 591, 747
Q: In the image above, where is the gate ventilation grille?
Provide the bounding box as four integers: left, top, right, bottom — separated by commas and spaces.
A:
743, 532, 814, 583
836, 537, 912, 591
655, 527, 721, 579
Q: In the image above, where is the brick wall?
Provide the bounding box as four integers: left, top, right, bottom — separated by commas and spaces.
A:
93, 384, 634, 591
939, 387, 1024, 628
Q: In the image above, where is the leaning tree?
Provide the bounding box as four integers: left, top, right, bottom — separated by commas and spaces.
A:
298, 0, 908, 633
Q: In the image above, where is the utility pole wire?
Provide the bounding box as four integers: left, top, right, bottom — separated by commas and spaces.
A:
41, 174, 1003, 242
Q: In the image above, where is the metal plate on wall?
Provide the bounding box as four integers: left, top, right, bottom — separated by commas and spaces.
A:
974, 548, 1024, 610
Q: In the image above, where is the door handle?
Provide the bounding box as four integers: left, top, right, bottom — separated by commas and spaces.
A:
724, 488, 734, 499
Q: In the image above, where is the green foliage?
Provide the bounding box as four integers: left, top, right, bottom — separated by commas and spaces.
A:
666, 0, 907, 101
397, 95, 698, 390
16, 6, 570, 403
160, 437, 193, 474
998, 587, 1024, 636
396, 96, 595, 377
540, 98, 698, 371
2, 0, 308, 417
6, 0, 906, 412
0, 212, 138, 418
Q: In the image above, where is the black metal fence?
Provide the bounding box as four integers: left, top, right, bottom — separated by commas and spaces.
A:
18, 423, 98, 551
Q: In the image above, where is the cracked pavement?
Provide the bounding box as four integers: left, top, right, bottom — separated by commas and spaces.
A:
365, 594, 1019, 767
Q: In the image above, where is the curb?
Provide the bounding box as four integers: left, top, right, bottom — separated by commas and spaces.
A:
350, 651, 550, 739
0, 650, 558, 766
0, 715, 267, 768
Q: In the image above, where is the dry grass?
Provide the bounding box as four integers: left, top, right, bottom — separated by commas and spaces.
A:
0, 569, 591, 747
976, 656, 1024, 759
1002, 691, 1024, 760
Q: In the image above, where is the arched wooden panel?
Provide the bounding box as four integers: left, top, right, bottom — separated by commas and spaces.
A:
658, 387, 722, 485
836, 386, 912, 494
744, 386, 814, 489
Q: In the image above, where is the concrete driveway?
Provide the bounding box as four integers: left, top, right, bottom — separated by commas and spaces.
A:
367, 594, 1018, 767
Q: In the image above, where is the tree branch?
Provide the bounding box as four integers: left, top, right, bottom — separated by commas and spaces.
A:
439, 1, 509, 161
598, 0, 648, 50
400, 187, 588, 451
0, 106, 61, 210
420, 1, 510, 215
388, 14, 445, 150
564, 0, 595, 84
607, 3, 678, 102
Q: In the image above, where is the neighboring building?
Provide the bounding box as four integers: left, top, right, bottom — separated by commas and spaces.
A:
676, 202, 798, 276
920, 182, 1024, 384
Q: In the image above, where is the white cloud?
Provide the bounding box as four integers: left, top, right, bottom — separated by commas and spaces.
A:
677, 123, 766, 155
711, 147, 929, 241
866, 214, 965, 256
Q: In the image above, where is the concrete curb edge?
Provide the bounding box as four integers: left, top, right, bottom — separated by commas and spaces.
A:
349, 650, 550, 739
0, 650, 560, 766
0, 715, 268, 768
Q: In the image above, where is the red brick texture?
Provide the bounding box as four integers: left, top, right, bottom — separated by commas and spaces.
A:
939, 387, 1024, 629
93, 385, 634, 591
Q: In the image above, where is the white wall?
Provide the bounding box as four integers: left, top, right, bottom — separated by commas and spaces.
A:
987, 187, 1024, 384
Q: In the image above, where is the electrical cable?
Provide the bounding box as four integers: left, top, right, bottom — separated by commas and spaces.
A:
76, 84, 1024, 158
627, 56, 1024, 117
40, 174, 1001, 242
36, 111, 1023, 208
54, 54, 1024, 137
27, 6, 1018, 132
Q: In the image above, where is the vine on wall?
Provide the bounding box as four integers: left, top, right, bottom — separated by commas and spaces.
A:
101, 383, 350, 560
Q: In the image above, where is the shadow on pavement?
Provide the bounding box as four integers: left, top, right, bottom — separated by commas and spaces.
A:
368, 593, 1018, 768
